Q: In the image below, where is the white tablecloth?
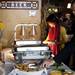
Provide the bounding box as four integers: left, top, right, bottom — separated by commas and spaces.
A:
8, 68, 48, 75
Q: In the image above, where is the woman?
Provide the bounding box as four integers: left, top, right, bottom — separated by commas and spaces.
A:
42, 13, 70, 68
43, 14, 60, 56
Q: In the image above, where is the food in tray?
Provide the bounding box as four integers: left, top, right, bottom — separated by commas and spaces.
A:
50, 70, 73, 75
63, 71, 73, 75
50, 70, 62, 75
15, 64, 41, 72
15, 64, 29, 71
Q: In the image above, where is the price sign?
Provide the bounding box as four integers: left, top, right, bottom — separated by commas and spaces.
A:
0, 1, 39, 10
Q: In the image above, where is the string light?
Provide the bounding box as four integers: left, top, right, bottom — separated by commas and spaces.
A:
67, 3, 71, 8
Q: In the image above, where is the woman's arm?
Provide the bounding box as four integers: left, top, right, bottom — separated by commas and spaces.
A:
43, 36, 49, 44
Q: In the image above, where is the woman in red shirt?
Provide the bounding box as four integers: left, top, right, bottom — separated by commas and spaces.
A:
43, 14, 60, 56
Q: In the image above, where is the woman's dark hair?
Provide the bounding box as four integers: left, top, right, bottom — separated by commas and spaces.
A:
45, 13, 60, 41
46, 14, 59, 24
46, 13, 60, 32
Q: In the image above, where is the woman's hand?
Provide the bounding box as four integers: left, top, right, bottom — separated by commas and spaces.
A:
43, 40, 55, 45
41, 59, 55, 68
43, 40, 48, 44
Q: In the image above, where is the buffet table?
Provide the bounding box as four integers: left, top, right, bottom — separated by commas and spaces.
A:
7, 62, 75, 75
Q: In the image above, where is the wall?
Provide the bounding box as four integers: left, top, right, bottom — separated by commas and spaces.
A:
0, 0, 41, 47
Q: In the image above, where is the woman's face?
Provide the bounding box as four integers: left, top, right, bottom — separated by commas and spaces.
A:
47, 22, 55, 27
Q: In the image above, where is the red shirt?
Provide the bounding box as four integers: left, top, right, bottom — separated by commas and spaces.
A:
48, 26, 59, 55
